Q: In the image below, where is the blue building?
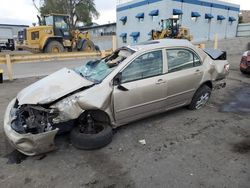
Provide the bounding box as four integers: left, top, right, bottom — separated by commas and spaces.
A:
116, 0, 240, 47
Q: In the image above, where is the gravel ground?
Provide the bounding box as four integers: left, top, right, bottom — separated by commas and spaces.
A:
0, 55, 250, 188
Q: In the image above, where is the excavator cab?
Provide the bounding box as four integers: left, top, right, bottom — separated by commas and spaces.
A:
43, 14, 71, 40
161, 18, 180, 37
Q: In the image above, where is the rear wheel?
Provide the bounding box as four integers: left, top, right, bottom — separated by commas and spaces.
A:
80, 40, 95, 52
44, 41, 64, 53
188, 85, 211, 110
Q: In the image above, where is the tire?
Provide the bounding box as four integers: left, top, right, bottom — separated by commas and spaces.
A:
44, 41, 64, 53
70, 123, 113, 150
188, 85, 212, 110
80, 40, 95, 52
240, 69, 247, 74
95, 45, 100, 52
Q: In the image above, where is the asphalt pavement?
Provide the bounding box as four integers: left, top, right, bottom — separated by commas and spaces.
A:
0, 54, 250, 188
0, 58, 93, 80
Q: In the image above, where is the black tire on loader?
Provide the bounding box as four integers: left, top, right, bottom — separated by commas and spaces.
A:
80, 40, 96, 52
44, 41, 64, 53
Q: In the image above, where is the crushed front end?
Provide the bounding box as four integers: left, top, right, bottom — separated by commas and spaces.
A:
4, 98, 61, 156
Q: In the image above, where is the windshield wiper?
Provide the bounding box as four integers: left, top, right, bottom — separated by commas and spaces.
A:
79, 72, 100, 84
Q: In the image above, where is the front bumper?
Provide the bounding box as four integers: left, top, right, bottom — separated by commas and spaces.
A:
3, 98, 59, 156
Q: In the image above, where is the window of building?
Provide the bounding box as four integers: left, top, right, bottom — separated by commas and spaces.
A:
139, 18, 144, 23
130, 32, 140, 44
166, 49, 201, 73
229, 16, 236, 24
152, 16, 158, 22
122, 37, 127, 43
121, 50, 163, 83
173, 9, 183, 20
191, 11, 201, 22
119, 33, 127, 43
119, 16, 127, 25
205, 13, 214, 23
132, 37, 137, 43
136, 13, 144, 23
217, 15, 225, 24
149, 10, 159, 22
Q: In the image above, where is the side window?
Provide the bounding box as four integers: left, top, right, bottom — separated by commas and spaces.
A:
194, 53, 202, 66
121, 50, 163, 83
166, 49, 201, 73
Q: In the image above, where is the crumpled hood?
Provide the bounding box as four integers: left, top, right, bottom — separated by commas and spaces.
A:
17, 68, 93, 105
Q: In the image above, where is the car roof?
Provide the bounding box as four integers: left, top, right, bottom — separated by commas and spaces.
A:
128, 39, 193, 51
127, 39, 194, 52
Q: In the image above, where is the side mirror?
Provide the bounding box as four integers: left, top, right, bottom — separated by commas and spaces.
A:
113, 72, 122, 86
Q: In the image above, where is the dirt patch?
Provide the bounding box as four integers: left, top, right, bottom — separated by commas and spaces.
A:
83, 151, 135, 188
232, 139, 250, 154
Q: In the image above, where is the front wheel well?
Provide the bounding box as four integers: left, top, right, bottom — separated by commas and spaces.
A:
77, 110, 111, 125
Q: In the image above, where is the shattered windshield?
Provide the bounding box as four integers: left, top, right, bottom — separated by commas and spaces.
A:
74, 48, 134, 83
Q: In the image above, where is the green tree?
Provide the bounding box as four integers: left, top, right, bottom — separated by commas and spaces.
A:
33, 0, 99, 28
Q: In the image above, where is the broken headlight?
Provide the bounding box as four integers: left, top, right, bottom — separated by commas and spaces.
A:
11, 105, 58, 134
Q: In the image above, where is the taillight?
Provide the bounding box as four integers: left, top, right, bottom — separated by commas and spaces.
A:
241, 56, 247, 63
240, 56, 247, 68
224, 64, 230, 72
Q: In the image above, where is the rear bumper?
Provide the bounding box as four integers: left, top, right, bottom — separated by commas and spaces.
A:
240, 66, 250, 73
240, 61, 250, 73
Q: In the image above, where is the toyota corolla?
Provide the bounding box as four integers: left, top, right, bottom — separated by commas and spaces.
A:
4, 39, 229, 156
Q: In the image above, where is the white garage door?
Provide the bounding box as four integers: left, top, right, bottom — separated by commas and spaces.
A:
0, 27, 13, 40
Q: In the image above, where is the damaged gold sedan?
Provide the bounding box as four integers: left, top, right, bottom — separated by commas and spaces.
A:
4, 39, 229, 156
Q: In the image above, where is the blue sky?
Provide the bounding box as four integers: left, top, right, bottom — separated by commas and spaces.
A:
0, 0, 248, 26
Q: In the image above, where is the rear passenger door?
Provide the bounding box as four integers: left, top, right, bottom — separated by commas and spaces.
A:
165, 48, 203, 107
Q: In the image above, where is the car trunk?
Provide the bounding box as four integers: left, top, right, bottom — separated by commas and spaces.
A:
203, 48, 229, 80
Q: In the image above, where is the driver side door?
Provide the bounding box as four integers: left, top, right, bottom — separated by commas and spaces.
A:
113, 50, 167, 125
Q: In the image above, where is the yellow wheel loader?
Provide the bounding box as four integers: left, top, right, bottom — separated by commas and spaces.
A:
16, 14, 99, 53
151, 18, 193, 41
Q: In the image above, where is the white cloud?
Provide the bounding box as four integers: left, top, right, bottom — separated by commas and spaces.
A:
93, 0, 117, 24
0, 0, 38, 25
227, 0, 250, 10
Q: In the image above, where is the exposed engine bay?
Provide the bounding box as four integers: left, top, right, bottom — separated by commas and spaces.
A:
11, 104, 58, 134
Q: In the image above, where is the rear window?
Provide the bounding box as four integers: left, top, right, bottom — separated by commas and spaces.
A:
204, 49, 227, 60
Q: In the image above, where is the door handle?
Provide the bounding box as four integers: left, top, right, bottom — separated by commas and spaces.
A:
156, 79, 166, 84
194, 69, 202, 75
